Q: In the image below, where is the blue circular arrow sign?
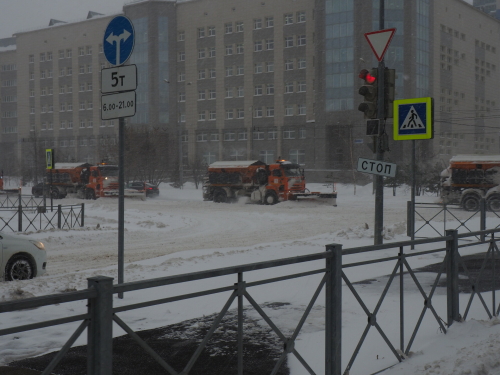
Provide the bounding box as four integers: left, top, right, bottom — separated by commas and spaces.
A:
103, 16, 135, 66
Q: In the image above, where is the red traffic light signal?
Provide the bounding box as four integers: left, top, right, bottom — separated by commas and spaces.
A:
359, 69, 377, 85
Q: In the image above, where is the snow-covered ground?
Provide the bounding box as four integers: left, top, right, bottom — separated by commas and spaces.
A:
1, 182, 499, 374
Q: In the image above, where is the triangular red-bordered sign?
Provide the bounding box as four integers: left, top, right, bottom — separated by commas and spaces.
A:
364, 28, 396, 62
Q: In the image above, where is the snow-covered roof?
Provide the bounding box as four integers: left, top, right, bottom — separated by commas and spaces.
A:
53, 162, 90, 169
450, 154, 500, 163
209, 160, 265, 169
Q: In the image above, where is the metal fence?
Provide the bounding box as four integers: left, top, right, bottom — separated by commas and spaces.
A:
0, 229, 498, 375
0, 203, 84, 232
408, 200, 500, 239
0, 194, 45, 209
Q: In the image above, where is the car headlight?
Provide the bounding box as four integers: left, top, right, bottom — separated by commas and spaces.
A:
29, 240, 45, 250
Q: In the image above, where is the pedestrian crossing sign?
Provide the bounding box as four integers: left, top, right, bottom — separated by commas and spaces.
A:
393, 97, 434, 140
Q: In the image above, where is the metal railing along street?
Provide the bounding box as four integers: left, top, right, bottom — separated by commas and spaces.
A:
0, 229, 498, 375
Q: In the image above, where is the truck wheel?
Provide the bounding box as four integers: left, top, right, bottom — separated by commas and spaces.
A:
213, 189, 228, 203
487, 195, 500, 211
264, 191, 278, 205
462, 195, 480, 211
86, 189, 96, 200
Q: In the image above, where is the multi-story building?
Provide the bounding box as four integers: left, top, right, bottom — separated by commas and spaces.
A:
1, 0, 499, 181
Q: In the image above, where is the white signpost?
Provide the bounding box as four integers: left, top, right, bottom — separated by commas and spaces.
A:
101, 65, 137, 94
101, 91, 136, 120
357, 157, 397, 178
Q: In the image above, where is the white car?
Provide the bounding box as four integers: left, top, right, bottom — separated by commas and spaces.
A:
0, 232, 47, 281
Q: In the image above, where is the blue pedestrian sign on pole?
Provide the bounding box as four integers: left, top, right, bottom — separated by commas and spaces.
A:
393, 97, 434, 140
103, 16, 135, 66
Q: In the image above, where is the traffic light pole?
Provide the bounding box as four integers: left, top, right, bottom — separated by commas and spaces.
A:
374, 0, 385, 245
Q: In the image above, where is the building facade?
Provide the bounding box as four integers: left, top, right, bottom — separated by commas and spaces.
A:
1, 0, 500, 181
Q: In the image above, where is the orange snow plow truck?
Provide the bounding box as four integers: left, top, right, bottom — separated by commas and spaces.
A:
441, 155, 500, 211
203, 160, 337, 205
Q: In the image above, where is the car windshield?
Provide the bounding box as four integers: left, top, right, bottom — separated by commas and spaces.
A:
282, 164, 302, 177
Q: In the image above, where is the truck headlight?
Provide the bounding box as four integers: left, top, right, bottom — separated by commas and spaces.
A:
30, 240, 45, 250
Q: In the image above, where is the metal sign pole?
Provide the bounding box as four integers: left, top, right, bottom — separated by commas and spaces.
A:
374, 0, 385, 245
118, 117, 125, 299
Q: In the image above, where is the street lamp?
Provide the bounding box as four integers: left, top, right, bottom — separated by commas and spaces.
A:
164, 79, 183, 188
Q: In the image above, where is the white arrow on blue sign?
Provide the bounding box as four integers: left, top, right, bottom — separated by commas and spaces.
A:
103, 16, 135, 66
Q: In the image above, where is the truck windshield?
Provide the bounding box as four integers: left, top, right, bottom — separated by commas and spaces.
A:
283, 166, 302, 177
98, 166, 119, 177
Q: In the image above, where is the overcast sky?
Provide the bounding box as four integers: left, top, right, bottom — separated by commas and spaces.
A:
0, 0, 476, 41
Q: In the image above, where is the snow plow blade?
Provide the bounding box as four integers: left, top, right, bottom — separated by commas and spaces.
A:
291, 192, 337, 206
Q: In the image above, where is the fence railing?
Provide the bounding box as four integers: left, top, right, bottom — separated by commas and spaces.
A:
0, 229, 498, 375
0, 203, 84, 232
0, 194, 45, 209
408, 200, 500, 240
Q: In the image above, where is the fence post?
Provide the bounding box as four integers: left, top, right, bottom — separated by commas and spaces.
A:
81, 203, 85, 227
446, 229, 460, 326
18, 194, 22, 232
87, 276, 113, 375
480, 198, 486, 242
57, 204, 62, 229
326, 243, 342, 375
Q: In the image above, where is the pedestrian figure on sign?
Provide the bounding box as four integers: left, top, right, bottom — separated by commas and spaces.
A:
408, 110, 418, 128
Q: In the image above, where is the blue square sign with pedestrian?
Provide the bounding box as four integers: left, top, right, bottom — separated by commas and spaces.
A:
393, 97, 434, 140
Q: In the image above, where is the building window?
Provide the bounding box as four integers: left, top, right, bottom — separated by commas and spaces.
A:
198, 48, 206, 59
47, 52, 52, 61
178, 51, 185, 61
198, 111, 206, 121
209, 110, 216, 120
298, 104, 306, 115
285, 105, 294, 116
67, 67, 72, 75
299, 128, 306, 139
237, 108, 245, 119
66, 49, 72, 58
80, 120, 86, 128
87, 82, 92, 91
266, 107, 275, 117
238, 132, 247, 141
285, 82, 294, 93
297, 11, 306, 23
86, 46, 92, 55
29, 55, 34, 63
80, 83, 85, 92
297, 35, 306, 46
289, 149, 305, 164
266, 39, 274, 50
59, 68, 65, 77
79, 47, 84, 56
198, 90, 206, 100
59, 50, 64, 59
40, 53, 45, 62
225, 66, 233, 77
268, 130, 277, 140
254, 63, 263, 74
254, 107, 263, 118
285, 59, 294, 70
254, 18, 262, 29
254, 41, 263, 52
208, 26, 216, 36
297, 58, 306, 69
41, 70, 46, 79
178, 31, 185, 41
266, 84, 274, 95
225, 23, 233, 34
225, 45, 233, 55
197, 133, 208, 142
236, 44, 244, 54
266, 16, 274, 28
284, 13, 293, 25
198, 69, 206, 79
237, 86, 244, 97
224, 132, 236, 141
226, 87, 233, 98
209, 47, 216, 58
236, 21, 244, 32
79, 65, 85, 74
254, 85, 263, 96
198, 27, 205, 38
237, 66, 244, 75
29, 89, 34, 97
266, 62, 274, 72
285, 36, 294, 48
254, 131, 265, 140
226, 109, 234, 120
298, 81, 306, 92
284, 129, 296, 139
209, 69, 216, 78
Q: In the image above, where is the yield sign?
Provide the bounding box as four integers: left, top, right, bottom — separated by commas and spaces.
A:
364, 28, 396, 62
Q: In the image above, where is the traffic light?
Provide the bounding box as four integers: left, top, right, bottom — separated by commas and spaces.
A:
358, 68, 378, 119
384, 68, 396, 118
